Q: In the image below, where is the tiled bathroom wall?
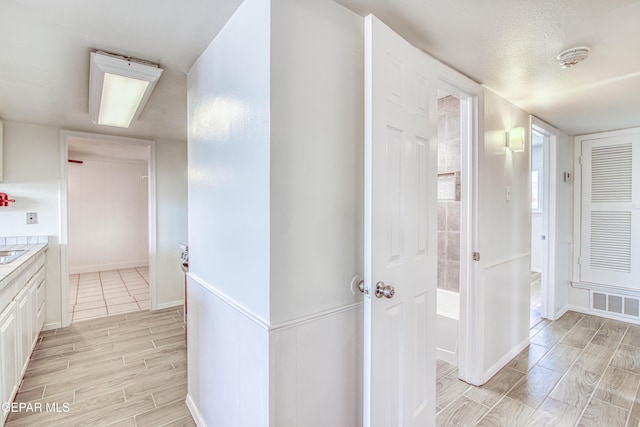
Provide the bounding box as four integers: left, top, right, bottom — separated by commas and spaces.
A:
437, 96, 461, 292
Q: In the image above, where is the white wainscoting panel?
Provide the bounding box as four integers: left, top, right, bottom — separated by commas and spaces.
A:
272, 304, 363, 427
186, 275, 270, 427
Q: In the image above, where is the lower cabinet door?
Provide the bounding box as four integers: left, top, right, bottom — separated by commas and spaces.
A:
0, 301, 18, 412
16, 287, 30, 377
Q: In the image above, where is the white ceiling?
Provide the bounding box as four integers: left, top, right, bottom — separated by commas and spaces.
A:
1, 0, 638, 142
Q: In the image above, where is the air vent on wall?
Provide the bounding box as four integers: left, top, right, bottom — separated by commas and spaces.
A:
591, 291, 640, 319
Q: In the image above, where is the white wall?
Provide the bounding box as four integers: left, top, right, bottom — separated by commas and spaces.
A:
68, 155, 148, 273
553, 131, 572, 316
155, 139, 189, 306
186, 0, 364, 425
0, 121, 62, 329
270, 0, 364, 324
270, 0, 363, 425
186, 0, 271, 424
480, 89, 531, 378
187, 0, 271, 322
0, 121, 187, 328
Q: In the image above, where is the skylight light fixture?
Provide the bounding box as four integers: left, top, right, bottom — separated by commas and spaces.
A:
89, 51, 163, 128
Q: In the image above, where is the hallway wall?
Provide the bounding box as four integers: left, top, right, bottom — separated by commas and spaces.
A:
480, 89, 532, 379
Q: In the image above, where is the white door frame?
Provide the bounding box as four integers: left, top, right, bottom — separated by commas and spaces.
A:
59, 130, 157, 327
434, 70, 483, 385
530, 117, 558, 320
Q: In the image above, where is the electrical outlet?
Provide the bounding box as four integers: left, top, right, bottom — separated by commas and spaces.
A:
26, 212, 38, 224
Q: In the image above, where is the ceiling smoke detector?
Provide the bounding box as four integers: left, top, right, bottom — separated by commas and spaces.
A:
556, 46, 590, 68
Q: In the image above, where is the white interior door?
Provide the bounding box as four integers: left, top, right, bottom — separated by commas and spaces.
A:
364, 15, 437, 426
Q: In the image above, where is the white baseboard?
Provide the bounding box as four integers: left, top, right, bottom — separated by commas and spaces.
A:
483, 336, 529, 383
155, 300, 184, 310
70, 261, 148, 275
185, 394, 204, 427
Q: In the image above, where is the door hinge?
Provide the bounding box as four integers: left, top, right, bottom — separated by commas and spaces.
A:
578, 257, 582, 265
578, 156, 582, 165
472, 252, 480, 261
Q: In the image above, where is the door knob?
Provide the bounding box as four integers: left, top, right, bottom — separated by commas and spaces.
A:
375, 281, 395, 299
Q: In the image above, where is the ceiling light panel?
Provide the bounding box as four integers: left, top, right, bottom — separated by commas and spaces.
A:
89, 51, 163, 128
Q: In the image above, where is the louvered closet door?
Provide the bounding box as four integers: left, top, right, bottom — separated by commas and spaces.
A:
580, 133, 640, 287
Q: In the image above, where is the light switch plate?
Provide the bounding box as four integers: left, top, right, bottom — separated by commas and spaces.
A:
26, 212, 38, 224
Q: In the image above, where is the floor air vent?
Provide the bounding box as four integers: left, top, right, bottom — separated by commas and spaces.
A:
591, 291, 640, 319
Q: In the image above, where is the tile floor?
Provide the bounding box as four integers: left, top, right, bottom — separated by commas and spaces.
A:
69, 267, 150, 323
6, 307, 191, 426
437, 311, 640, 426
531, 271, 542, 328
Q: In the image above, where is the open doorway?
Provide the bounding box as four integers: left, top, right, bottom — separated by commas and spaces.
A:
529, 117, 559, 325
60, 131, 157, 327
434, 81, 477, 384
530, 130, 544, 327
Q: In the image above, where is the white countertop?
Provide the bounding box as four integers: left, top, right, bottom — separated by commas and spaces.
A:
0, 243, 48, 291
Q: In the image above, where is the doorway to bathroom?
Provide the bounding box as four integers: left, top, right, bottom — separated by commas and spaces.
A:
435, 82, 476, 384
60, 131, 158, 326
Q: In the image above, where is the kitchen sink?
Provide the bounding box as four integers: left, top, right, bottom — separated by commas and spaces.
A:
0, 250, 27, 265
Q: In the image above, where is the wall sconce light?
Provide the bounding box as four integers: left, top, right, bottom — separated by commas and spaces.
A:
89, 51, 163, 128
506, 127, 525, 152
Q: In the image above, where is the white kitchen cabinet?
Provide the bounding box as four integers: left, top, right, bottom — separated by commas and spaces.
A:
28, 279, 38, 352
0, 301, 18, 410
0, 249, 46, 425
15, 287, 30, 378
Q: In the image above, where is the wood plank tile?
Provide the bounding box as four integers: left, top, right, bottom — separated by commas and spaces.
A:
611, 344, 640, 375
591, 319, 629, 347
578, 398, 628, 427
437, 359, 456, 380
464, 367, 524, 407
135, 400, 191, 427
575, 315, 606, 331
553, 311, 583, 329
476, 396, 535, 427
559, 326, 596, 349
161, 415, 197, 427
594, 366, 640, 410
436, 396, 488, 427
525, 397, 582, 427
507, 365, 563, 409
436, 371, 472, 411
573, 343, 615, 375
506, 344, 549, 373
152, 381, 188, 406
622, 325, 640, 347
530, 324, 571, 348
548, 365, 600, 409
628, 401, 640, 427
536, 342, 582, 374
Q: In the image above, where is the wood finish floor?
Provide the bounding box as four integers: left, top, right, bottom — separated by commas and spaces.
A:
530, 271, 542, 328
437, 311, 640, 426
5, 308, 193, 427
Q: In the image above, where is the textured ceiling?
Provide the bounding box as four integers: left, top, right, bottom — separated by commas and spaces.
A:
336, 0, 640, 135
0, 0, 638, 141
